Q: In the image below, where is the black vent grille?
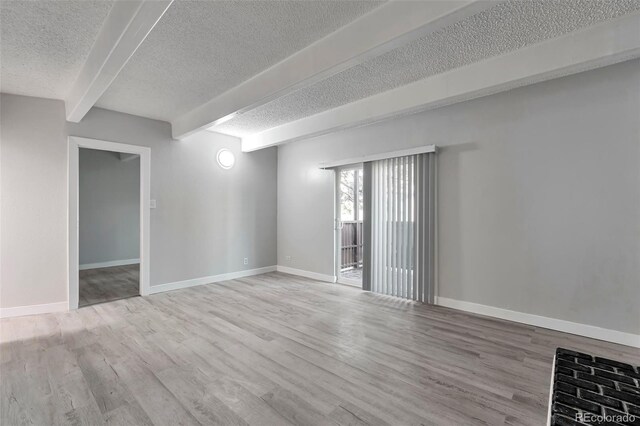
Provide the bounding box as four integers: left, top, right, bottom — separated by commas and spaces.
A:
551, 348, 640, 425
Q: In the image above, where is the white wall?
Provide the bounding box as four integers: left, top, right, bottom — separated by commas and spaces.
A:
0, 95, 277, 310
277, 59, 640, 335
1, 95, 68, 308
79, 148, 140, 266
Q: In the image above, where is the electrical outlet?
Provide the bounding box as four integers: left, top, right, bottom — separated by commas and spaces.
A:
285, 255, 292, 261
243, 258, 248, 265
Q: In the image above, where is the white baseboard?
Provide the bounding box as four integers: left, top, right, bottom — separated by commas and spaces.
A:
0, 301, 68, 319
149, 266, 277, 294
79, 258, 140, 270
436, 297, 640, 348
276, 265, 337, 283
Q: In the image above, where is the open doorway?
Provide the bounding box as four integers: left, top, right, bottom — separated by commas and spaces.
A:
69, 137, 150, 310
336, 166, 363, 287
78, 148, 140, 306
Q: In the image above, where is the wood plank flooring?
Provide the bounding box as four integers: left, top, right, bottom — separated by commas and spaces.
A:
2, 272, 638, 425
79, 264, 139, 307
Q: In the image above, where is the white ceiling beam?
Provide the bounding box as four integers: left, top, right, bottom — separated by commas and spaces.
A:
65, 0, 173, 122
171, 0, 500, 139
242, 12, 640, 152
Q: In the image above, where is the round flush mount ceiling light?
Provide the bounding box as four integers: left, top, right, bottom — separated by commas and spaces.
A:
216, 149, 235, 170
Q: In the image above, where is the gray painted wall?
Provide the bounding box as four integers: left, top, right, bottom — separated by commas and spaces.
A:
277, 59, 640, 334
69, 109, 277, 286
2, 60, 638, 335
0, 95, 277, 308
79, 148, 140, 266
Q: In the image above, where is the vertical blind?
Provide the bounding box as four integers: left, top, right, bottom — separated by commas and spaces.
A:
362, 153, 436, 303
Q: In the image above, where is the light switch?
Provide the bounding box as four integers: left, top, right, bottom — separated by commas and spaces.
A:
150, 199, 157, 209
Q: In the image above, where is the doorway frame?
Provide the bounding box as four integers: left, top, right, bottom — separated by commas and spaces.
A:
68, 136, 151, 310
334, 164, 364, 287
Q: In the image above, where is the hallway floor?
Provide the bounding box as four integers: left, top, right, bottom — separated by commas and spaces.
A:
79, 264, 139, 307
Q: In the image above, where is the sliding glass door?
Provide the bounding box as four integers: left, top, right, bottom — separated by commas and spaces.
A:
330, 148, 436, 302
336, 166, 363, 287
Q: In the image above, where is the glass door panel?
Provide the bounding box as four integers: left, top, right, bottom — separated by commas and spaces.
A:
337, 167, 363, 286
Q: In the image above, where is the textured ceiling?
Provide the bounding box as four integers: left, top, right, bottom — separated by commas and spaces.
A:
96, 0, 384, 122
2, 0, 637, 136
0, 0, 113, 100
213, 0, 640, 137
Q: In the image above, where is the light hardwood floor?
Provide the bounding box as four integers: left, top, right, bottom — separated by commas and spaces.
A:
1, 272, 638, 425
79, 264, 139, 307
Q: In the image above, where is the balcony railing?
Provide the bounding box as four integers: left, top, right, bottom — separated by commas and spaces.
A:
340, 220, 363, 272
